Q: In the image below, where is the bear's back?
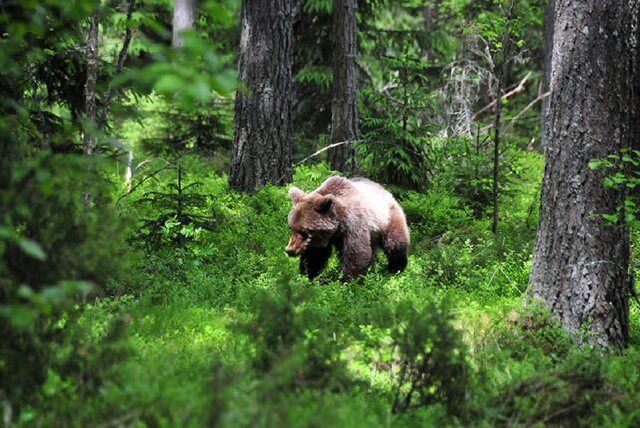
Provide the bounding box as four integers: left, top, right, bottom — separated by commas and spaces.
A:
317, 176, 398, 233
350, 178, 396, 205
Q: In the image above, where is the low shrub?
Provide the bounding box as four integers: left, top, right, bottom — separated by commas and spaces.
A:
0, 154, 128, 417
497, 304, 573, 362
389, 298, 469, 417
488, 352, 639, 426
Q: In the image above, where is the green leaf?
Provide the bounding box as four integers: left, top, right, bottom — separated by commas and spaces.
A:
0, 226, 12, 239
154, 74, 183, 95
18, 238, 46, 261
0, 304, 36, 328
588, 160, 605, 170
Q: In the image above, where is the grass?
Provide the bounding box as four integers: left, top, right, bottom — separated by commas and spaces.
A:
14, 151, 640, 427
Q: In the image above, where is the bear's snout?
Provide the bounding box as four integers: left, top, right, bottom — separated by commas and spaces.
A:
285, 234, 306, 257
285, 246, 298, 257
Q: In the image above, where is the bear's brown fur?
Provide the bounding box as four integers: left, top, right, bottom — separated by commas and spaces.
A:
285, 176, 410, 280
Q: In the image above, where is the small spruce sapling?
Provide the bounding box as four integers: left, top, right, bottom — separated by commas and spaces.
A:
135, 164, 215, 248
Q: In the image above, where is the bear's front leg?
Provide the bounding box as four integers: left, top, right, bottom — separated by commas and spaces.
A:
340, 229, 373, 280
300, 246, 332, 280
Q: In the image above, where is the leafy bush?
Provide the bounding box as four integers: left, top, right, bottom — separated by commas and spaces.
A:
234, 270, 348, 390
0, 155, 127, 412
498, 304, 573, 361
434, 134, 522, 219
589, 148, 640, 228
390, 298, 469, 416
489, 352, 639, 426
400, 189, 472, 247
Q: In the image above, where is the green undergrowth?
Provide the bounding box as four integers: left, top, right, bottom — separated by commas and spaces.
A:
13, 154, 640, 427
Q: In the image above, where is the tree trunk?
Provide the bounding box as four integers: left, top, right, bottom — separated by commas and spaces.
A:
82, 10, 99, 208
539, 0, 554, 152
528, 0, 638, 348
103, 0, 135, 116
228, 0, 293, 193
423, 1, 439, 32
328, 0, 358, 174
490, 0, 514, 234
422, 0, 440, 60
490, 80, 502, 235
634, 4, 640, 151
172, 0, 196, 48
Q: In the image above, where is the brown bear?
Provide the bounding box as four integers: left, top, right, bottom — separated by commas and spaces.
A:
285, 176, 410, 280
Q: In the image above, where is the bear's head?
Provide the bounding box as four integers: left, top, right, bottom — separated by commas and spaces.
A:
285, 186, 340, 257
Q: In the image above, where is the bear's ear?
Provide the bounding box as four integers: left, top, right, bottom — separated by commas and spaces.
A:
314, 195, 334, 214
289, 186, 305, 204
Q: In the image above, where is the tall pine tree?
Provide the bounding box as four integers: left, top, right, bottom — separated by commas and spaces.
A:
528, 0, 640, 348
328, 0, 358, 173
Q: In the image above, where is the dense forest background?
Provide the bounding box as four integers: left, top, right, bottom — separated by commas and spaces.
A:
1, 0, 640, 425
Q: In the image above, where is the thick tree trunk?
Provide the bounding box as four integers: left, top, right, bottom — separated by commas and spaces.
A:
528, 0, 638, 348
229, 0, 293, 193
172, 0, 196, 48
82, 10, 99, 208
328, 0, 358, 174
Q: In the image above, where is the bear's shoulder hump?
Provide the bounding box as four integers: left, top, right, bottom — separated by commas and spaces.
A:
317, 176, 353, 195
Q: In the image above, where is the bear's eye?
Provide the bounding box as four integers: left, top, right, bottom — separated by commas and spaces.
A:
300, 230, 309, 240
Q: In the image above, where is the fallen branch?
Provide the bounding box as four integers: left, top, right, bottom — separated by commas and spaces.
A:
503, 91, 551, 134
294, 140, 362, 169
472, 72, 532, 121
116, 158, 176, 205
96, 410, 141, 428
480, 91, 550, 134
277, 139, 362, 184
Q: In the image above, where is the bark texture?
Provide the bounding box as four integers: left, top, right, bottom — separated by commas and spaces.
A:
172, 0, 196, 48
490, 0, 514, 234
329, 0, 358, 173
423, 1, 439, 32
528, 0, 639, 348
634, 3, 640, 151
82, 10, 99, 208
539, 0, 554, 152
422, 0, 440, 60
490, 78, 502, 235
103, 0, 135, 115
83, 11, 99, 157
228, 0, 293, 193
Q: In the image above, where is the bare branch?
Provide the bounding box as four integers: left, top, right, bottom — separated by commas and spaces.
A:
472, 72, 532, 121
503, 91, 551, 134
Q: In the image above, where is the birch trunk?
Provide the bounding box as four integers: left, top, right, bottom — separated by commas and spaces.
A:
172, 0, 196, 48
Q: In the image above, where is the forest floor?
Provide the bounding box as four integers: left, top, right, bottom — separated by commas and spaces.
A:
21, 148, 640, 427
